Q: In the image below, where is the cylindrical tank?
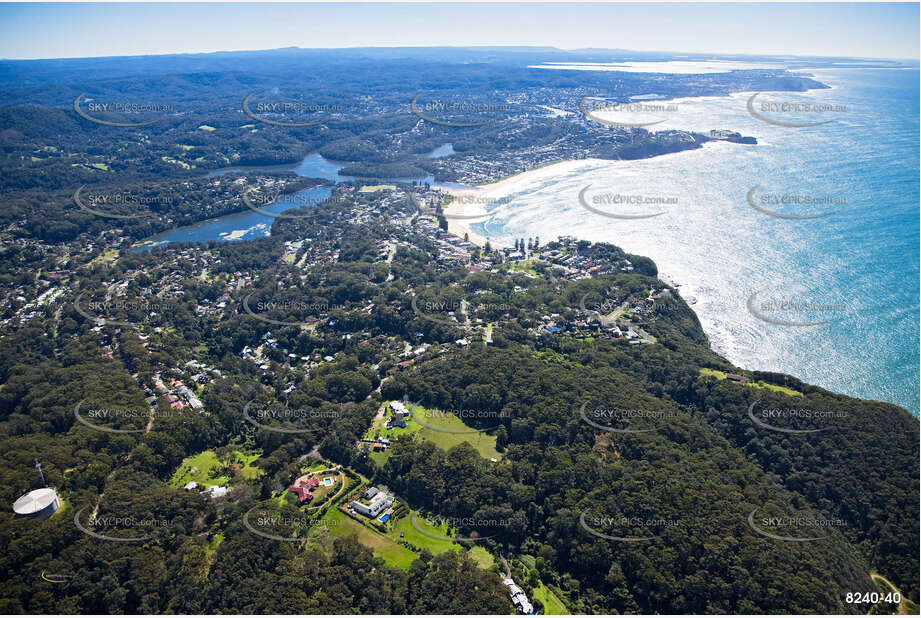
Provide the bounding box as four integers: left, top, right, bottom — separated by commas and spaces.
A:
12, 487, 60, 519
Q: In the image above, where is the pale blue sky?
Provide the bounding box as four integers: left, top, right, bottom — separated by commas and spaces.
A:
0, 3, 917, 61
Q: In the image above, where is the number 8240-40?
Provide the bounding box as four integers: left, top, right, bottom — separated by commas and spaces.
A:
845, 592, 900, 604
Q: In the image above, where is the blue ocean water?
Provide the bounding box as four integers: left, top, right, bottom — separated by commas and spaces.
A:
466, 67, 920, 415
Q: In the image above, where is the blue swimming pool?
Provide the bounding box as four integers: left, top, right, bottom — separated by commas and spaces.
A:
379, 514, 390, 522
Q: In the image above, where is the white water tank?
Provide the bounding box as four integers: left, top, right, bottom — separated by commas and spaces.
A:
13, 488, 60, 519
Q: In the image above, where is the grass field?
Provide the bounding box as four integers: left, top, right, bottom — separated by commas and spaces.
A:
321, 508, 419, 570
509, 260, 540, 276
170, 449, 263, 488
392, 510, 459, 554
368, 403, 502, 465
236, 452, 264, 479
307, 470, 496, 573
89, 248, 118, 266
467, 545, 495, 570
533, 581, 569, 615
699, 368, 803, 397
303, 472, 343, 504
388, 510, 496, 570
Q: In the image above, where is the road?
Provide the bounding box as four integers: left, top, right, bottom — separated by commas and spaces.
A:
869, 572, 918, 615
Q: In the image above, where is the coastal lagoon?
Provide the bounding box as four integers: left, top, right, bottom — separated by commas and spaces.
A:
209, 152, 437, 184
461, 67, 920, 415
138, 152, 438, 251
131, 67, 919, 415
133, 186, 333, 251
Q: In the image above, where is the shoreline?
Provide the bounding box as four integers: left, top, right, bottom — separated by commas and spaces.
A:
439, 158, 608, 249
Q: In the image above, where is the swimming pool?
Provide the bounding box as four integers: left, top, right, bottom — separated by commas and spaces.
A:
379, 513, 390, 522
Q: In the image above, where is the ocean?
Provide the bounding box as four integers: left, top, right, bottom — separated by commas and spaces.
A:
465, 67, 920, 415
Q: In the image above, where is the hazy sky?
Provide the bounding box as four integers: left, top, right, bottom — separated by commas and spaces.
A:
0, 2, 918, 61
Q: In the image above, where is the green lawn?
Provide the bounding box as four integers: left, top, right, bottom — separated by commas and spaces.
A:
368, 403, 502, 466
390, 510, 496, 570
170, 449, 263, 488
467, 546, 495, 570
236, 452, 265, 480
310, 478, 496, 573
699, 368, 803, 397
321, 508, 418, 570
509, 260, 540, 276
392, 510, 459, 555
89, 248, 118, 266
302, 472, 343, 504
533, 581, 569, 615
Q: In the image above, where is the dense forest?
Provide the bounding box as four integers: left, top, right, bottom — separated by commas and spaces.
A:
0, 46, 917, 615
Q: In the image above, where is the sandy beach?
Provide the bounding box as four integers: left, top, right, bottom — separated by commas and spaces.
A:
439, 158, 607, 248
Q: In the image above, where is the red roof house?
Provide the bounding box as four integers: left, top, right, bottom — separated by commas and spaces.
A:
288, 475, 321, 503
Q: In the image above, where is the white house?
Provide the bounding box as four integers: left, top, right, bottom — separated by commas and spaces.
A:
502, 577, 534, 614
352, 488, 393, 518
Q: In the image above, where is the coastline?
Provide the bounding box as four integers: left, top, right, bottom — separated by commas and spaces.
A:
434, 134, 915, 414
439, 158, 608, 249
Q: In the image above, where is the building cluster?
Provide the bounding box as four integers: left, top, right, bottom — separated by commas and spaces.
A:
350, 486, 394, 519
151, 372, 206, 410
502, 577, 534, 615
386, 400, 410, 429
182, 481, 229, 499
288, 474, 323, 503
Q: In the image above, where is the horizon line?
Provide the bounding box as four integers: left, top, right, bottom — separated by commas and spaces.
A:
2, 44, 918, 63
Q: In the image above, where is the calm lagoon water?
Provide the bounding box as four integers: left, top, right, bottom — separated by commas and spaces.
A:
137, 152, 437, 251
133, 186, 332, 252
